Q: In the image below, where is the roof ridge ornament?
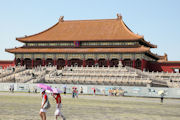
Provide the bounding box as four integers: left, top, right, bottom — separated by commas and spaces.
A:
59, 16, 64, 22
164, 53, 168, 61
117, 13, 122, 20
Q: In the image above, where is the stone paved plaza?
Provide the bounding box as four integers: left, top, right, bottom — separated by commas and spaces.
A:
0, 92, 180, 120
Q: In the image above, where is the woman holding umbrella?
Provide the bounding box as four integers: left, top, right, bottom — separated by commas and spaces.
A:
52, 88, 66, 120
39, 89, 50, 120
37, 84, 52, 120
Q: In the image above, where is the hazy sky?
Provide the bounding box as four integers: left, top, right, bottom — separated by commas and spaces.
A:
0, 0, 180, 61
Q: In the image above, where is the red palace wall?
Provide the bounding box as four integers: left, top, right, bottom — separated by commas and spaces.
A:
148, 62, 180, 73
0, 60, 15, 69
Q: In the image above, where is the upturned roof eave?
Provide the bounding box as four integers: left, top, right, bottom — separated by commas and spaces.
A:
146, 51, 160, 60
140, 39, 157, 48
5, 48, 13, 53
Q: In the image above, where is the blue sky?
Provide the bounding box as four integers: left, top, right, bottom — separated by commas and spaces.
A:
0, 0, 180, 61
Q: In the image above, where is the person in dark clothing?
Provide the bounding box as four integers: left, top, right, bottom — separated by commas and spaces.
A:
64, 87, 66, 95
160, 93, 164, 103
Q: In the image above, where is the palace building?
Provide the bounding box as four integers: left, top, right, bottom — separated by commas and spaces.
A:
5, 14, 180, 72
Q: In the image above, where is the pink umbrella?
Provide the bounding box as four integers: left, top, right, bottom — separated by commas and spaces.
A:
37, 83, 53, 91
72, 86, 77, 89
52, 88, 63, 94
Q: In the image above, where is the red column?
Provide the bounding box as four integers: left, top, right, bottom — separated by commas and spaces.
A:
141, 59, 144, 71
65, 59, 68, 66
120, 59, 123, 66
32, 59, 34, 68
54, 59, 56, 66
95, 59, 98, 66
14, 57, 16, 66
21, 58, 23, 66
42, 59, 45, 66
83, 59, 86, 67
107, 59, 110, 67
133, 60, 135, 68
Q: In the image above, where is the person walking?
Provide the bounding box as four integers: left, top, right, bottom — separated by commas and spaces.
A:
160, 93, 164, 103
75, 88, 78, 98
93, 88, 96, 96
80, 87, 83, 94
63, 86, 66, 95
39, 89, 50, 120
72, 88, 75, 98
52, 93, 66, 120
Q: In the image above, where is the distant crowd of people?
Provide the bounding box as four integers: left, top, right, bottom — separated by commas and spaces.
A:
108, 88, 125, 96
